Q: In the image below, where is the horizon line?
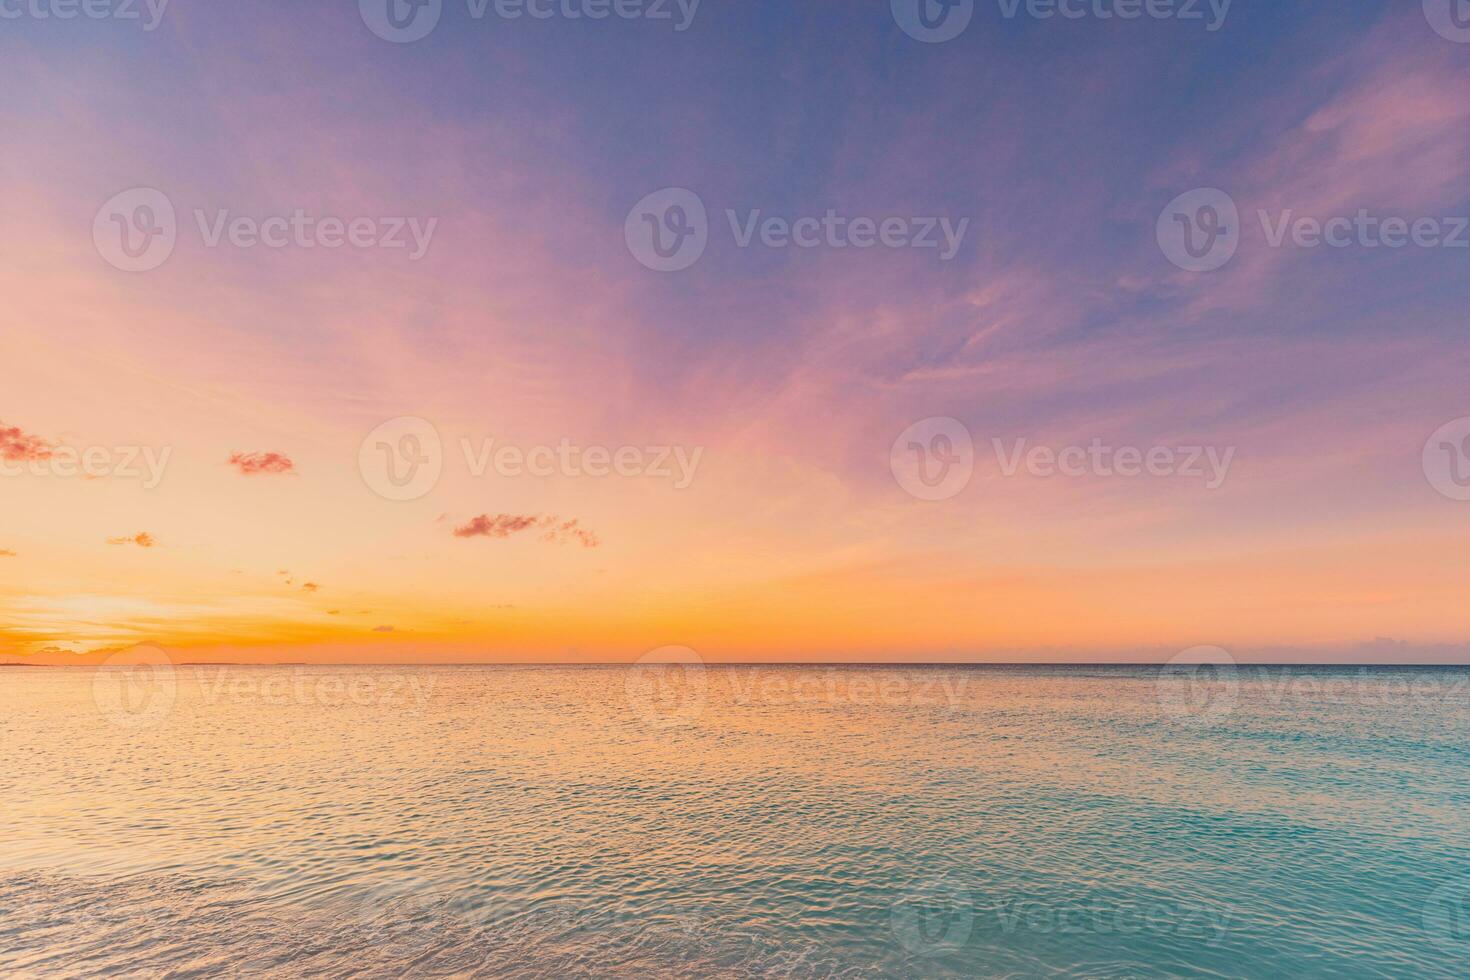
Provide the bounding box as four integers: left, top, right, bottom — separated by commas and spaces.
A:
5, 661, 1469, 669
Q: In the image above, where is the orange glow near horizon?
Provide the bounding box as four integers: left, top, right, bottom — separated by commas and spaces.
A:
5, 8, 1470, 666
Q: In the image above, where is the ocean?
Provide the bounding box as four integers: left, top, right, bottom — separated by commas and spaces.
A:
2, 664, 1467, 977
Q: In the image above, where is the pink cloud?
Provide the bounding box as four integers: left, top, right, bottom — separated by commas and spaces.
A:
229, 452, 296, 476
542, 518, 600, 549
453, 514, 541, 539
453, 514, 600, 548
0, 421, 54, 462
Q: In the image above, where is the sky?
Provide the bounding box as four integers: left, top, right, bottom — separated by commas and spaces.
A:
3, 0, 1470, 664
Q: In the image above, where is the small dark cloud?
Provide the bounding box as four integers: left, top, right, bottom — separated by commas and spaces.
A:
372, 625, 395, 633
453, 514, 541, 539
107, 532, 156, 548
0, 549, 15, 557
453, 513, 600, 548
302, 582, 320, 593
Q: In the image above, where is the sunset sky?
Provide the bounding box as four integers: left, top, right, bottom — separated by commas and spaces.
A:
4, 1, 1470, 663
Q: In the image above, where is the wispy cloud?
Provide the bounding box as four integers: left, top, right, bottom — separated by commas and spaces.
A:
107, 533, 157, 548
453, 514, 539, 539
452, 514, 600, 548
0, 549, 15, 557
228, 452, 296, 476
542, 518, 600, 549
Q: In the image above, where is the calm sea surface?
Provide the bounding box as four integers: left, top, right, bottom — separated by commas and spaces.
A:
2, 664, 1468, 978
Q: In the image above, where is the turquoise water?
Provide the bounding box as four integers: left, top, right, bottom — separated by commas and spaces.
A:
2, 664, 1467, 977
